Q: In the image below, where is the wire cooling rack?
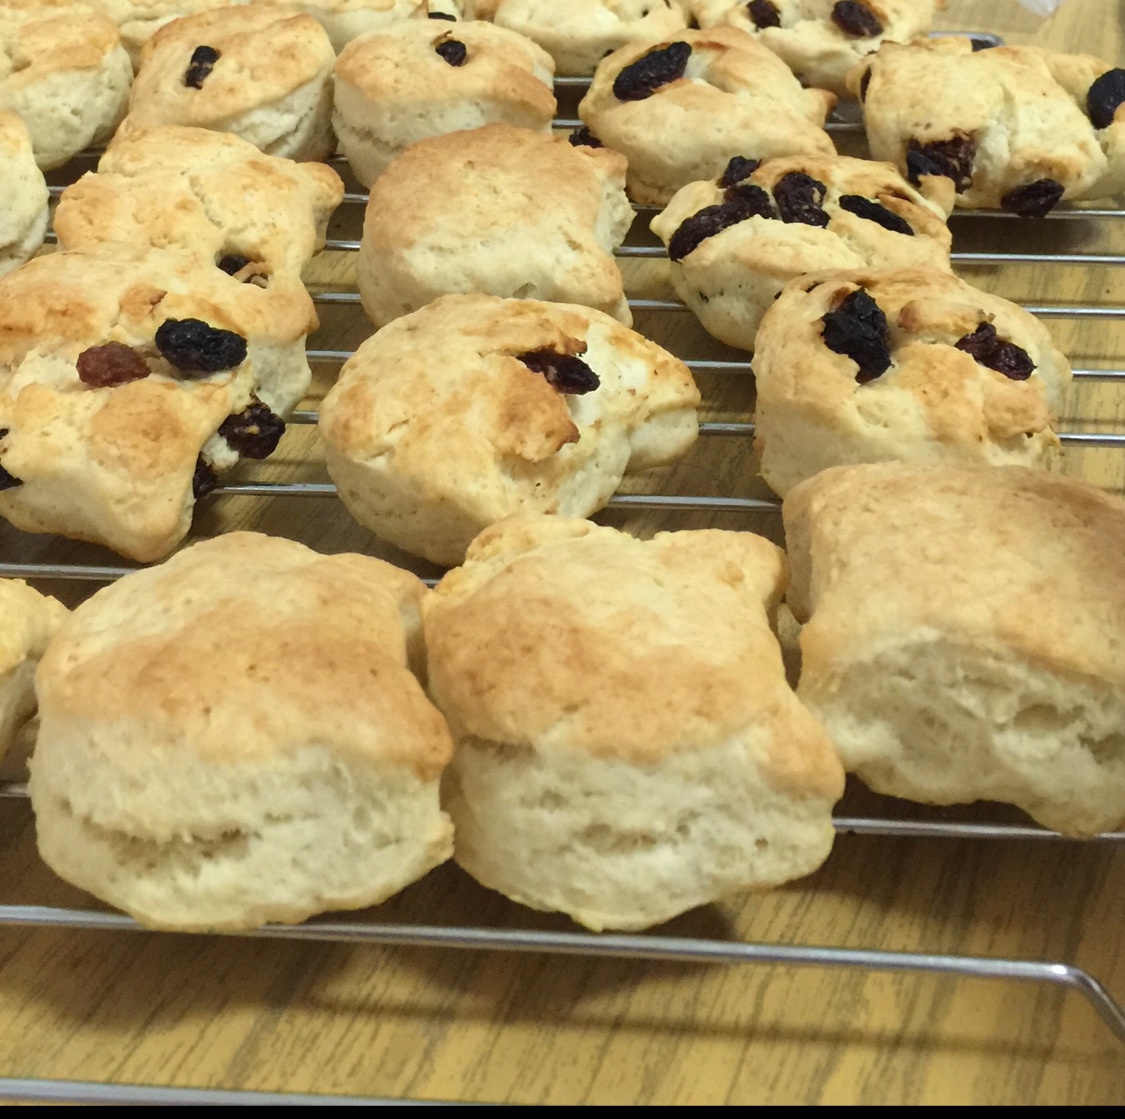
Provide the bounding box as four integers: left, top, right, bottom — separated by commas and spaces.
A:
1, 31, 1124, 1103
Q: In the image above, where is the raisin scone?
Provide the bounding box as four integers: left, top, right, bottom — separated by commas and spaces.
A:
850, 38, 1125, 213
423, 515, 845, 931
0, 579, 67, 763
0, 244, 318, 562
650, 153, 953, 351
466, 0, 688, 77
691, 0, 940, 97
333, 17, 555, 188
752, 269, 1072, 497
283, 1, 463, 54
91, 0, 245, 69
0, 0, 132, 170
578, 27, 836, 206
123, 5, 336, 161
0, 111, 48, 277
54, 126, 344, 278
29, 531, 455, 931
319, 294, 700, 566
784, 462, 1125, 837
358, 123, 634, 327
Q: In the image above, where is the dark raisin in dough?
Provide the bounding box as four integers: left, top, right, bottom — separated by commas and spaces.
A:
1000, 179, 1065, 218
218, 400, 286, 459
612, 41, 692, 102
723, 182, 774, 212
217, 254, 250, 275
668, 188, 773, 261
830, 1, 883, 37
428, 10, 457, 18
719, 155, 761, 187
435, 38, 468, 66
955, 323, 1034, 380
75, 342, 151, 388
1086, 68, 1125, 130
518, 350, 600, 394
155, 319, 248, 376
746, 0, 781, 29
821, 289, 892, 384
192, 456, 218, 499
184, 45, 220, 89
905, 135, 975, 193
837, 194, 914, 235
568, 126, 603, 149
774, 171, 829, 227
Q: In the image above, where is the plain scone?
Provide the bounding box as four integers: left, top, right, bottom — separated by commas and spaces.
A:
424, 515, 845, 931
358, 123, 634, 327
29, 532, 455, 931
319, 294, 700, 565
752, 268, 1072, 496
0, 111, 49, 277
0, 579, 67, 762
290, 0, 464, 54
783, 463, 1125, 837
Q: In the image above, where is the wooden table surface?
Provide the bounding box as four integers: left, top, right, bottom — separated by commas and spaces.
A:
1, 0, 1124, 1104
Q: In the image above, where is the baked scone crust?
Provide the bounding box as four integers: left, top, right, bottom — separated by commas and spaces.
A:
91, 0, 245, 69
784, 463, 1125, 836
752, 267, 1072, 496
286, 0, 463, 54
579, 26, 836, 205
358, 123, 634, 327
0, 111, 48, 277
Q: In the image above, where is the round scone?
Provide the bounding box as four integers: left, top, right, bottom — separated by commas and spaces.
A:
650, 153, 953, 351
0, 0, 132, 170
285, 0, 464, 54
319, 294, 700, 566
752, 268, 1072, 497
0, 579, 67, 762
358, 123, 634, 327
850, 38, 1125, 213
0, 244, 318, 561
578, 27, 837, 206
91, 0, 245, 69
783, 462, 1125, 837
124, 5, 336, 161
690, 0, 940, 97
466, 0, 688, 76
29, 532, 455, 931
333, 18, 556, 188
424, 515, 845, 931
0, 111, 48, 277
54, 126, 344, 278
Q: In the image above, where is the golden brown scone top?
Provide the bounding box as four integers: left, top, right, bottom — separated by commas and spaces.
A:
0, 578, 67, 680
0, 0, 123, 83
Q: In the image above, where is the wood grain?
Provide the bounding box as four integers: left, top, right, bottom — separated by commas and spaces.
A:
1, 0, 1123, 1104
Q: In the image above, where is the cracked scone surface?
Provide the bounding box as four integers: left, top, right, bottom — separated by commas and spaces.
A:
0, 110, 48, 276
29, 531, 455, 931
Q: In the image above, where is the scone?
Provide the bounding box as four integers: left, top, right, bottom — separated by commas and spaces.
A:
358, 123, 634, 327
287, 0, 464, 54
0, 111, 48, 277
691, 0, 940, 97
29, 531, 455, 931
0, 579, 67, 762
752, 268, 1072, 496
0, 243, 317, 562
319, 294, 700, 566
124, 5, 336, 161
578, 27, 836, 205
850, 38, 1125, 213
0, 0, 132, 170
784, 462, 1125, 837
466, 0, 688, 76
650, 153, 953, 351
333, 18, 556, 188
54, 125, 344, 278
91, 0, 245, 69
424, 515, 845, 931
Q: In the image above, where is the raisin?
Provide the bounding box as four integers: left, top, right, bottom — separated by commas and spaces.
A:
1086, 68, 1125, 130
435, 38, 467, 66
184, 45, 220, 89
218, 399, 286, 459
774, 171, 829, 227
0, 462, 21, 491
821, 289, 892, 384
192, 456, 218, 500
519, 350, 600, 395
155, 319, 248, 376
831, 1, 883, 37
75, 342, 151, 388
612, 41, 692, 102
568, 126, 603, 149
217, 254, 250, 275
1000, 179, 1065, 218
746, 0, 781, 29
723, 182, 774, 212
838, 194, 914, 235
668, 189, 773, 261
905, 135, 975, 193
955, 323, 1034, 381
428, 10, 456, 18
719, 156, 760, 188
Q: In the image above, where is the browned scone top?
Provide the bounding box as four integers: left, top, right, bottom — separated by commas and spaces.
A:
92, 0, 243, 69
